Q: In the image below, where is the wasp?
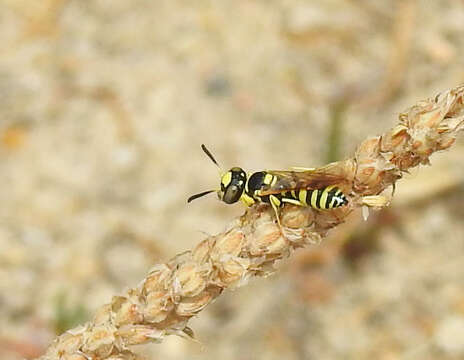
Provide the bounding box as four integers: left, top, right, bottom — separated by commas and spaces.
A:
188, 145, 350, 225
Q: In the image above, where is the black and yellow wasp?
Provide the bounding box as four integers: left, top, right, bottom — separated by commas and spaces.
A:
188, 145, 350, 224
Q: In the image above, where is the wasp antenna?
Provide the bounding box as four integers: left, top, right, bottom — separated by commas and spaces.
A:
187, 190, 216, 203
201, 144, 220, 168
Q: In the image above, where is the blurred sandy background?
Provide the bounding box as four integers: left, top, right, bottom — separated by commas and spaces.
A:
1, 1, 464, 359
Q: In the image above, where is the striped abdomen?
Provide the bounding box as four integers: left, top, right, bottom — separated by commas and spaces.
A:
262, 185, 348, 210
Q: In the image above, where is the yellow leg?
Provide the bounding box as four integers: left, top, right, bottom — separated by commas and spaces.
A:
360, 195, 390, 208
282, 198, 303, 206
291, 166, 315, 172
269, 195, 283, 230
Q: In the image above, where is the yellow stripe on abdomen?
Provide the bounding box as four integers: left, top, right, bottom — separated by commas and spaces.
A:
328, 195, 337, 209
298, 190, 307, 205
310, 190, 319, 208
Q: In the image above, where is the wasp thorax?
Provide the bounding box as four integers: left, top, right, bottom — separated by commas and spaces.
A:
219, 167, 247, 204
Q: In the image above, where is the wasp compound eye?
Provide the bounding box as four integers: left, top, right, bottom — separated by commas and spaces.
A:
223, 185, 242, 204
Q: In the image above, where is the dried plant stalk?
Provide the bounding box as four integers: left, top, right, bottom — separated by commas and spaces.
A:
38, 85, 464, 360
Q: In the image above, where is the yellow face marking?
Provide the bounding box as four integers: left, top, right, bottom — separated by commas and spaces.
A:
298, 190, 307, 206
311, 190, 319, 208
221, 171, 232, 188
282, 198, 303, 206
263, 173, 274, 185
240, 193, 255, 206
291, 190, 297, 198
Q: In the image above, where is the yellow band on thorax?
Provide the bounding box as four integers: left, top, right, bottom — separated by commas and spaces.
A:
240, 193, 255, 206
263, 173, 274, 185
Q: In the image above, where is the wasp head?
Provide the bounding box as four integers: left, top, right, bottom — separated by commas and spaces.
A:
218, 167, 247, 204
188, 145, 248, 205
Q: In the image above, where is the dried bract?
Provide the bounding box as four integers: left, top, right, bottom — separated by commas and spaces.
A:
36, 85, 464, 360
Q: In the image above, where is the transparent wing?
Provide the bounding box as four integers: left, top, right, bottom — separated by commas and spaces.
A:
260, 163, 349, 195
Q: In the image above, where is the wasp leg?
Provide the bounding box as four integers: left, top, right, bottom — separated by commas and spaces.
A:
360, 195, 390, 208
269, 195, 284, 232
290, 166, 316, 172
282, 198, 303, 206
